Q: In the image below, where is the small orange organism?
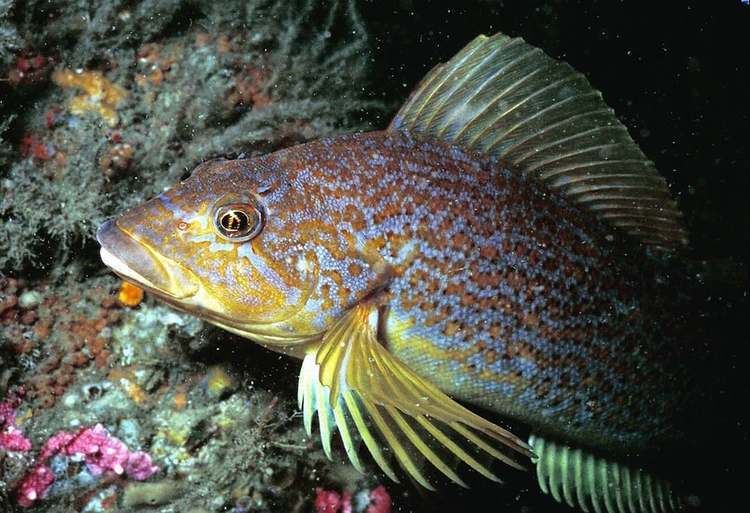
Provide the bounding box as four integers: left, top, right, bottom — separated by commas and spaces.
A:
52, 69, 127, 126
172, 390, 188, 410
117, 281, 143, 308
108, 368, 148, 405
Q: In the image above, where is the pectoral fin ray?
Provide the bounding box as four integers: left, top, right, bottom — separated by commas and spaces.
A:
297, 304, 533, 488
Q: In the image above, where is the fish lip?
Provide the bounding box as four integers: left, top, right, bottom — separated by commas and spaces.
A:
97, 219, 199, 300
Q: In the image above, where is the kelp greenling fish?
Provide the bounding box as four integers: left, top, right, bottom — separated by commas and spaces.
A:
97, 31, 701, 513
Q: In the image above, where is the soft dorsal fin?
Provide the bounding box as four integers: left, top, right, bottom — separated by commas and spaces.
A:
389, 33, 688, 250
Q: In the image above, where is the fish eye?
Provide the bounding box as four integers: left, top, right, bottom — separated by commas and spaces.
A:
214, 203, 265, 242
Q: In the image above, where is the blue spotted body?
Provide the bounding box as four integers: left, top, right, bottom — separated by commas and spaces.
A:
252, 130, 691, 454
106, 129, 690, 455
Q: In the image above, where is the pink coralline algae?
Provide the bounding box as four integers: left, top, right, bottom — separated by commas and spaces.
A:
314, 485, 391, 513
0, 397, 32, 452
16, 466, 54, 507
16, 424, 158, 508
315, 489, 353, 513
366, 486, 392, 513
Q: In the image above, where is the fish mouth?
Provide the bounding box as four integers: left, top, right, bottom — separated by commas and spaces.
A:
97, 219, 199, 300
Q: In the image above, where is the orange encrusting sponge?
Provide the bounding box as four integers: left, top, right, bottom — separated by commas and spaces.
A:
117, 281, 144, 308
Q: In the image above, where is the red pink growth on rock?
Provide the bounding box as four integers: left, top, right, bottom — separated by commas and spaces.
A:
15, 423, 158, 507
0, 395, 32, 452
314, 485, 391, 513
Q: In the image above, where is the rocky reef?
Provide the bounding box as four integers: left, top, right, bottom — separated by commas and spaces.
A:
1, 274, 392, 512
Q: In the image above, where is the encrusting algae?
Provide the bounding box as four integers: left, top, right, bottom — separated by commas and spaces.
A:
97, 30, 703, 513
0, 1, 394, 511
52, 69, 127, 127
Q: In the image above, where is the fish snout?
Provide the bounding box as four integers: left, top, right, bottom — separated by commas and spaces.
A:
97, 219, 199, 300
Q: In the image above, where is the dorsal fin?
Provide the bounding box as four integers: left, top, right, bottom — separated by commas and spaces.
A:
389, 33, 688, 250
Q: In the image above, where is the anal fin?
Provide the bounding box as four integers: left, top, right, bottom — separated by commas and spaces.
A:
298, 304, 533, 489
529, 434, 689, 513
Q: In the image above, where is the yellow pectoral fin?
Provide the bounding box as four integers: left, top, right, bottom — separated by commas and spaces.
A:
298, 304, 534, 489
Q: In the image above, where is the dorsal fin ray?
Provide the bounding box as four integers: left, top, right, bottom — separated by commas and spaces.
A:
389, 33, 688, 250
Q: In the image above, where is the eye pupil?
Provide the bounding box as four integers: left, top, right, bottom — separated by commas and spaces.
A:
215, 203, 264, 241
220, 210, 249, 232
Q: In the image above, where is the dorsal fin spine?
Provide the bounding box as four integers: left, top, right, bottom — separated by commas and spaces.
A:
456, 51, 547, 144
398, 38, 490, 130
528, 143, 627, 172
433, 46, 538, 137
427, 47, 511, 132
482, 75, 584, 154
495, 91, 606, 157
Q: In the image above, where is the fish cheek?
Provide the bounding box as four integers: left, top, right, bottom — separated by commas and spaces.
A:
207, 243, 316, 324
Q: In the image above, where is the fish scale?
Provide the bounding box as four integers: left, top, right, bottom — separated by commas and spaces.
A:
257, 130, 689, 454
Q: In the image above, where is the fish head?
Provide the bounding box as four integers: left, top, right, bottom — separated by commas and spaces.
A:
97, 157, 322, 343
